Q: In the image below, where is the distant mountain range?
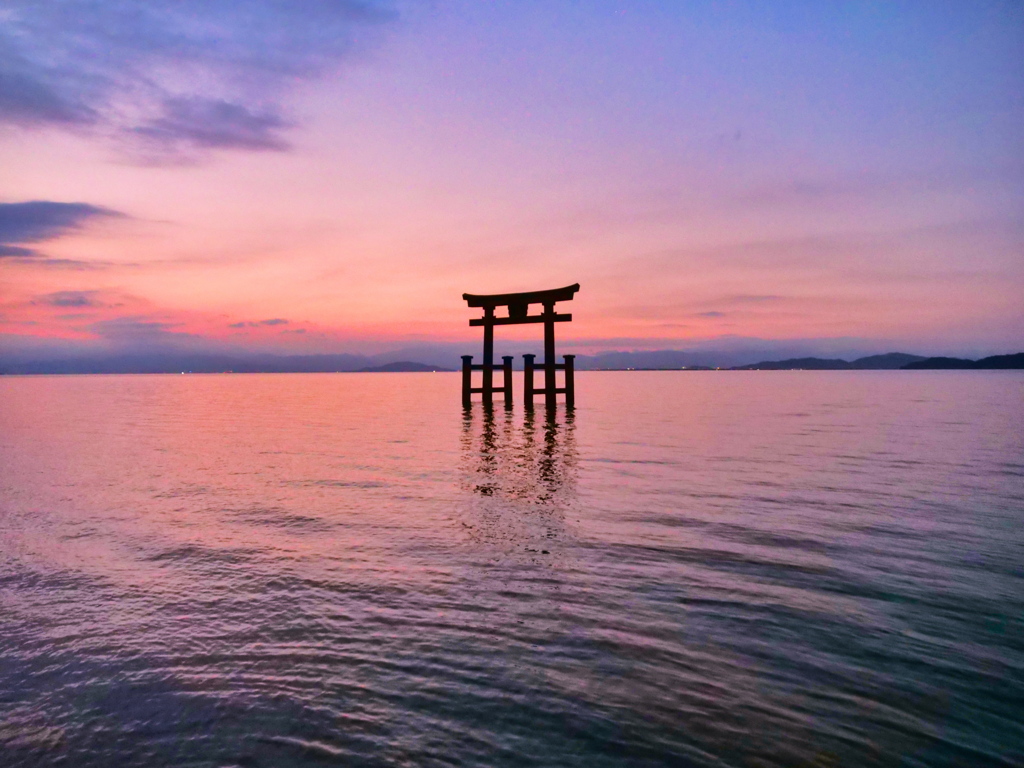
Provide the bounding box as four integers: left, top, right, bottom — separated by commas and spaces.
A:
735, 352, 1024, 370
1, 349, 1021, 375
0, 352, 375, 375
357, 361, 454, 372
734, 353, 926, 370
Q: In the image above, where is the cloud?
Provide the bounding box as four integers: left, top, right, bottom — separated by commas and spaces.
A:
229, 317, 290, 327
131, 97, 291, 155
731, 166, 1024, 210
0, 200, 127, 265
0, 201, 123, 245
86, 316, 187, 343
35, 290, 103, 308
696, 311, 725, 318
0, 46, 99, 127
0, 0, 396, 162
10, 257, 125, 270
0, 244, 37, 257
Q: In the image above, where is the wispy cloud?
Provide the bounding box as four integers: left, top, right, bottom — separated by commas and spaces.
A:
34, 290, 105, 308
0, 0, 395, 162
0, 244, 36, 257
229, 318, 290, 328
0, 201, 126, 266
131, 97, 290, 156
0, 201, 123, 250
8, 257, 128, 270
730, 166, 1024, 210
87, 316, 186, 342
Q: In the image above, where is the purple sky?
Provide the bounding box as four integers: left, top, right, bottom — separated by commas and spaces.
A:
2, 0, 1022, 361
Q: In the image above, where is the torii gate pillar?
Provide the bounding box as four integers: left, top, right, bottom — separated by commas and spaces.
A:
462, 283, 579, 408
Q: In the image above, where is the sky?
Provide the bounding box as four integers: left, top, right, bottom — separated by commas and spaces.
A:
1, 0, 1022, 363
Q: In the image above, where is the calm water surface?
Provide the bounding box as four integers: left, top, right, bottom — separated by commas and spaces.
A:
1, 372, 1022, 767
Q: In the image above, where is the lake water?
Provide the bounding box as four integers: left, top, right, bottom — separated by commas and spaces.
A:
1, 371, 1022, 767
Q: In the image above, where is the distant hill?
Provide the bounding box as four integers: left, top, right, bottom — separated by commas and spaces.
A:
734, 357, 852, 370
357, 361, 453, 372
736, 352, 933, 370
849, 353, 926, 369
903, 353, 1024, 369
977, 353, 1024, 369
0, 352, 455, 375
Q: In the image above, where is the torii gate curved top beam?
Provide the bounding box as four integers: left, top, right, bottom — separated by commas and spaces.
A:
462, 283, 580, 308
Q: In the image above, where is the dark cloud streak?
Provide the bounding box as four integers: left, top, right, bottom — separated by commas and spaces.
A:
0, 201, 122, 244
3, 257, 128, 270
87, 316, 187, 343
35, 290, 103, 308
0, 201, 125, 265
0, 244, 37, 257
132, 97, 291, 154
229, 318, 291, 328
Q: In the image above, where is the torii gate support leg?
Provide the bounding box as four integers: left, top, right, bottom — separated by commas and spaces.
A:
523, 354, 535, 409
564, 354, 575, 408
543, 302, 556, 408
482, 307, 495, 406
502, 356, 513, 406
461, 355, 473, 407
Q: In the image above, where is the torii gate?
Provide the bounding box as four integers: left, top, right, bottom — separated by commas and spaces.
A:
461, 283, 579, 408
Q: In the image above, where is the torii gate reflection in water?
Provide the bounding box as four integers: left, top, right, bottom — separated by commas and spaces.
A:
461, 283, 579, 409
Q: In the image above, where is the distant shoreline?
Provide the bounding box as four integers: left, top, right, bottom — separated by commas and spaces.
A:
2, 352, 1021, 376
4, 367, 1023, 377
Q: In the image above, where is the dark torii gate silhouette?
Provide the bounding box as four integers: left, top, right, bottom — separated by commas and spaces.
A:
461, 283, 579, 408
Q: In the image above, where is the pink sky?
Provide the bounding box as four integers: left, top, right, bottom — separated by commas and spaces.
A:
2, 1, 1022, 360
